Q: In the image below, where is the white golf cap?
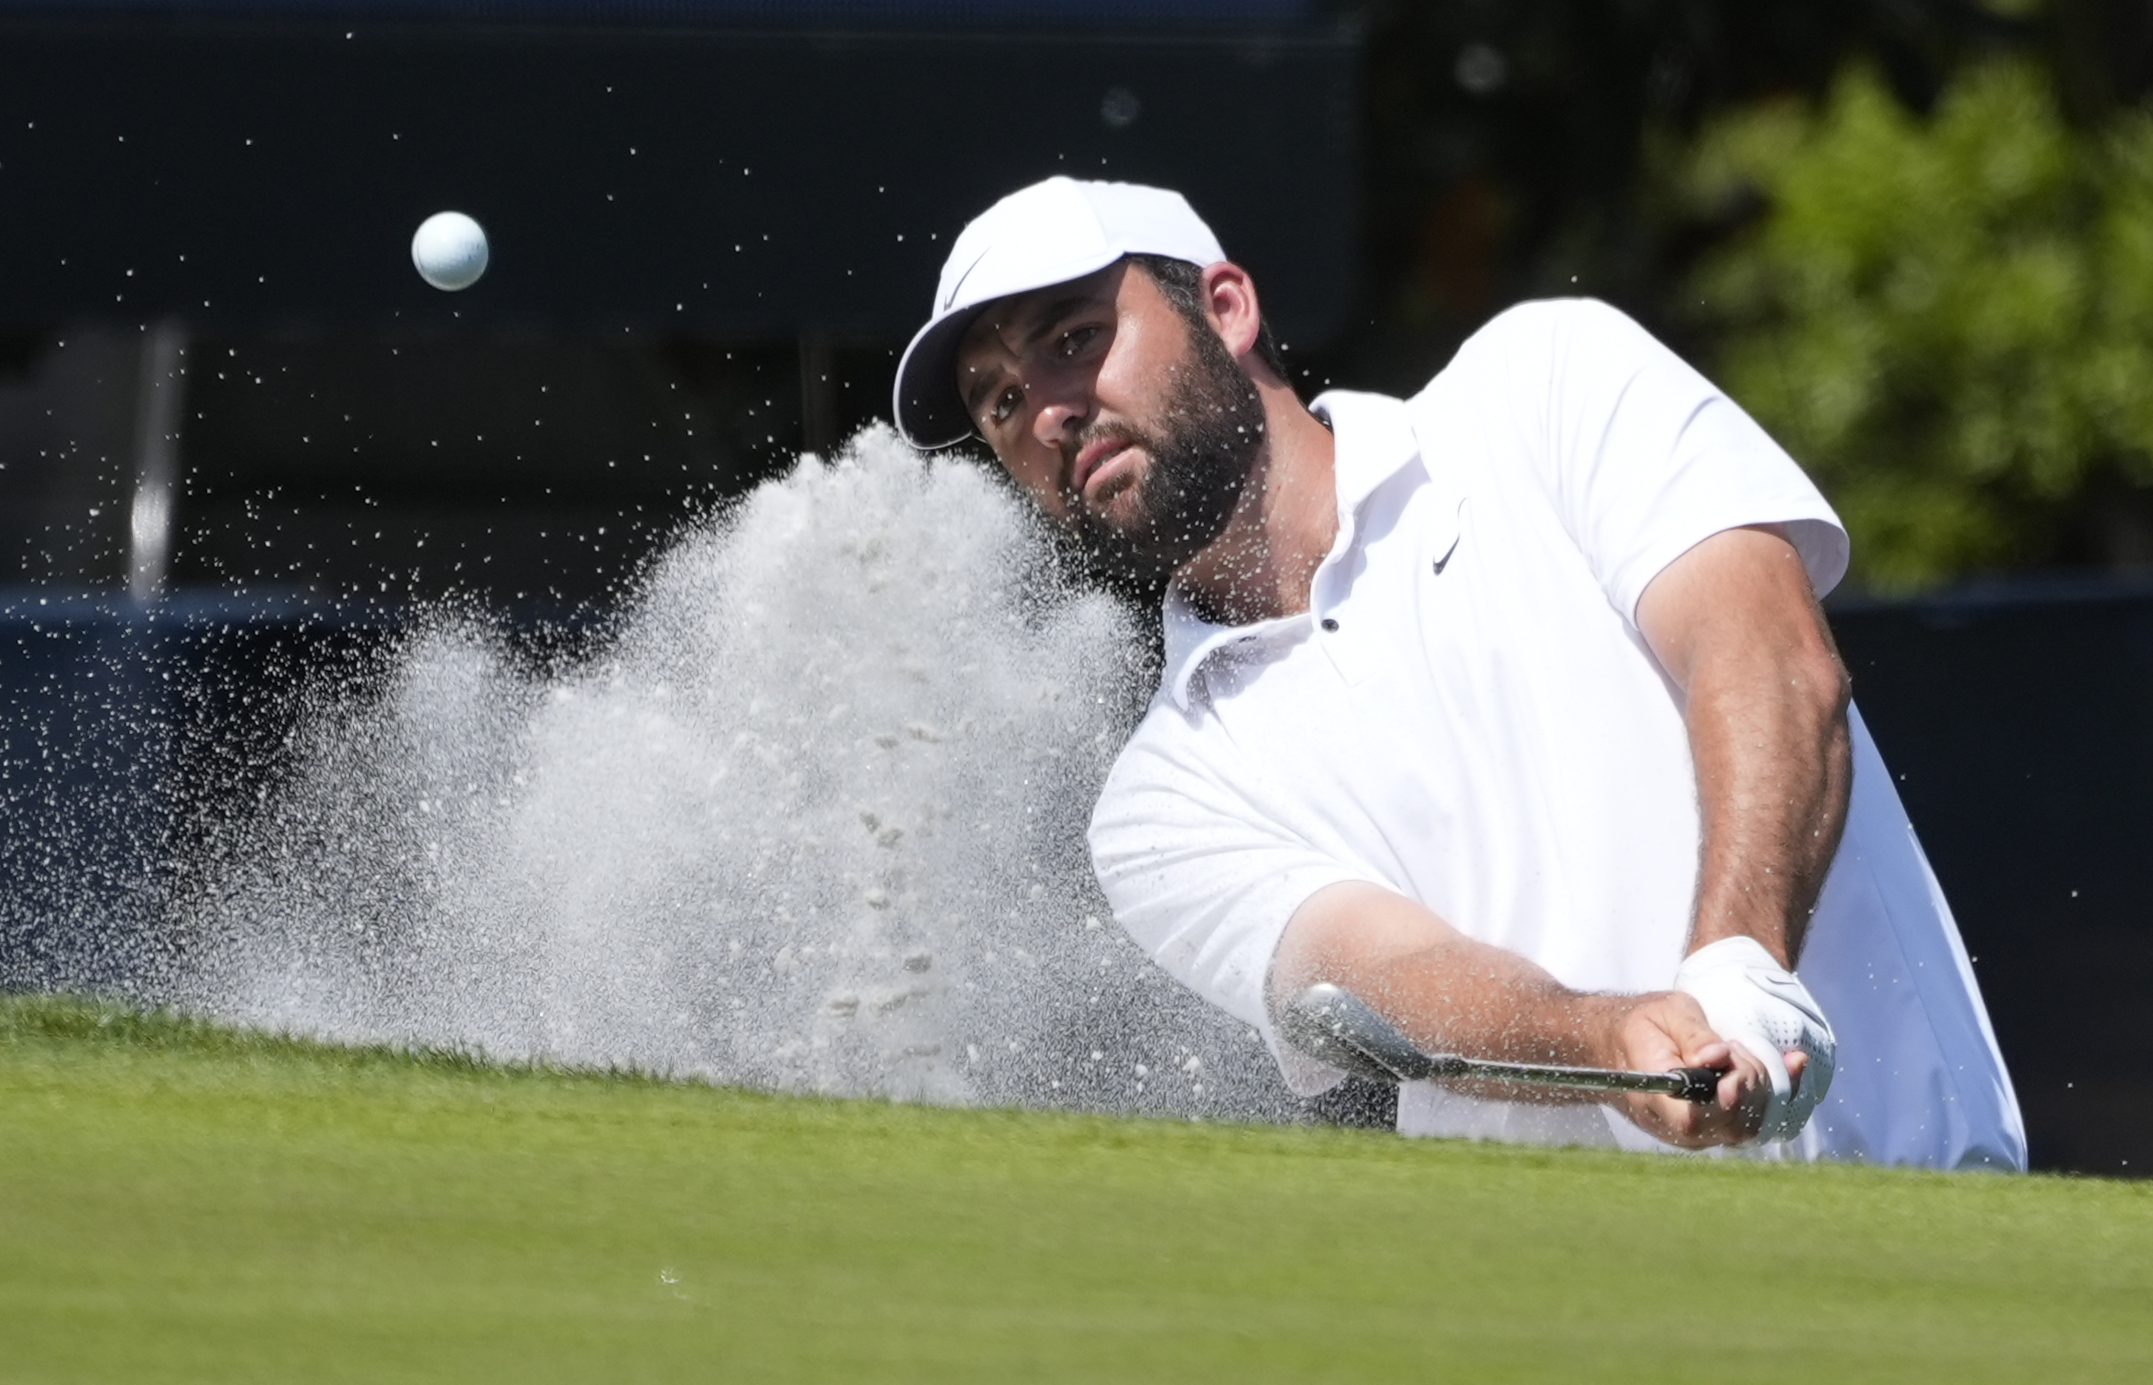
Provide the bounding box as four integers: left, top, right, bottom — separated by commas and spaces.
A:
893, 176, 1227, 449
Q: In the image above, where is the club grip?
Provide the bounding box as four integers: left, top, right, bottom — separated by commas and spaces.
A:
1670, 1067, 1725, 1104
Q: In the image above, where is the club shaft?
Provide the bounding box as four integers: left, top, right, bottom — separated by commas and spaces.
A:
1437, 1054, 1701, 1097
1281, 983, 1724, 1103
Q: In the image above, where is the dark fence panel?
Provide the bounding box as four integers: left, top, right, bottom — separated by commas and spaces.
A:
1831, 581, 2153, 1177
0, 592, 411, 990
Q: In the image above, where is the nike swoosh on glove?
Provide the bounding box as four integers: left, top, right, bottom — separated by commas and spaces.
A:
1673, 936, 1837, 1143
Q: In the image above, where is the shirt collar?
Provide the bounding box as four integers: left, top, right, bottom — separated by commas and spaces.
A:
1157, 389, 1423, 713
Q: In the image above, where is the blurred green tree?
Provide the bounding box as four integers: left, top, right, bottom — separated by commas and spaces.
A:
1675, 58, 2153, 589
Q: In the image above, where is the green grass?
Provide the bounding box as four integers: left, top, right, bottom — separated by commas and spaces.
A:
3, 995, 2148, 1383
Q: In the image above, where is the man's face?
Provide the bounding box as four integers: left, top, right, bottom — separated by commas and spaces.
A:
953, 261, 1263, 583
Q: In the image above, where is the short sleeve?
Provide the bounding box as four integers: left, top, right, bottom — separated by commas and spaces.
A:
1088, 718, 1377, 1095
1431, 299, 1849, 621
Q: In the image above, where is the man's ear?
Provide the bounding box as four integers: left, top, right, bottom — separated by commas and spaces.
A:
1199, 262, 1265, 362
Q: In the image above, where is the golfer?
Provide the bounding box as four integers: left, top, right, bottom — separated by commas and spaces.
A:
894, 177, 2024, 1168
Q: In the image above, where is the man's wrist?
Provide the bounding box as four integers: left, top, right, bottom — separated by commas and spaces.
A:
1684, 917, 1795, 970
1573, 993, 1645, 1071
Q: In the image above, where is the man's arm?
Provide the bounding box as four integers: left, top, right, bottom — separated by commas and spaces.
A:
1633, 524, 1853, 967
1263, 525, 1846, 1147
1633, 522, 1849, 1138
1267, 880, 1774, 1148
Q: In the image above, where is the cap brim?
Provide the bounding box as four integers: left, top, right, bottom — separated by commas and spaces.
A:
894, 244, 1136, 450
892, 303, 991, 450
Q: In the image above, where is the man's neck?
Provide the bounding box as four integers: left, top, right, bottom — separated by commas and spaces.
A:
1175, 378, 1338, 628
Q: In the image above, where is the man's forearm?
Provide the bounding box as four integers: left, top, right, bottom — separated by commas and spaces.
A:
1267, 879, 1776, 1144
1269, 880, 1631, 1070
1683, 644, 1852, 966
1637, 526, 1854, 969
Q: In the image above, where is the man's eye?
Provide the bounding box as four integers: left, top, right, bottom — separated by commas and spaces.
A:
989, 386, 1023, 424
1056, 325, 1100, 357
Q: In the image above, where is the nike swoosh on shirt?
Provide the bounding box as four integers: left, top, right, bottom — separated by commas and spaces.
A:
1431, 533, 1462, 576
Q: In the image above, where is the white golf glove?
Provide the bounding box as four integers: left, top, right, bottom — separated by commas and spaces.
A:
1673, 936, 1836, 1143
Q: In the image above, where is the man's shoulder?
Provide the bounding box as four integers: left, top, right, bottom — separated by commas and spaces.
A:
1396, 299, 1686, 460
1089, 687, 1227, 839
1095, 655, 1270, 798
1417, 297, 1658, 395
1468, 296, 1649, 346
1108, 683, 1209, 769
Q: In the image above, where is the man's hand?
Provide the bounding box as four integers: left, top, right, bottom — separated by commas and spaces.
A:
1605, 990, 1782, 1148
1674, 936, 1836, 1141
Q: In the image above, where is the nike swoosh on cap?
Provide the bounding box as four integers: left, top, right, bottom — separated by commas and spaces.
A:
941, 248, 992, 312
1431, 533, 1462, 576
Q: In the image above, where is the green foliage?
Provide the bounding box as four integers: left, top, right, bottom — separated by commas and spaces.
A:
1677, 60, 2153, 589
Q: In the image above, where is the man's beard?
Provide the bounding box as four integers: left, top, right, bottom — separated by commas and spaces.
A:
1064, 321, 1264, 590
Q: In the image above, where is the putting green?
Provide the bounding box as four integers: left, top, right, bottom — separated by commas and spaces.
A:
3, 995, 2146, 1383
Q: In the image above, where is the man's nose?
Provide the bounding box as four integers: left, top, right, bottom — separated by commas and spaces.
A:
1030, 383, 1090, 451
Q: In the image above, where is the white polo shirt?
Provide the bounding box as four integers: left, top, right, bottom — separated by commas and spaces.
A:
1089, 299, 2025, 1170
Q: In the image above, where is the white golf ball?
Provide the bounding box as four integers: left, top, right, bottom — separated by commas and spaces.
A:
410, 211, 489, 291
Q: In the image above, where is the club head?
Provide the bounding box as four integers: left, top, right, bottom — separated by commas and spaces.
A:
1278, 983, 1454, 1084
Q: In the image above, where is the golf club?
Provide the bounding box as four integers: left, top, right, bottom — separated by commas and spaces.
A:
1279, 983, 1724, 1103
